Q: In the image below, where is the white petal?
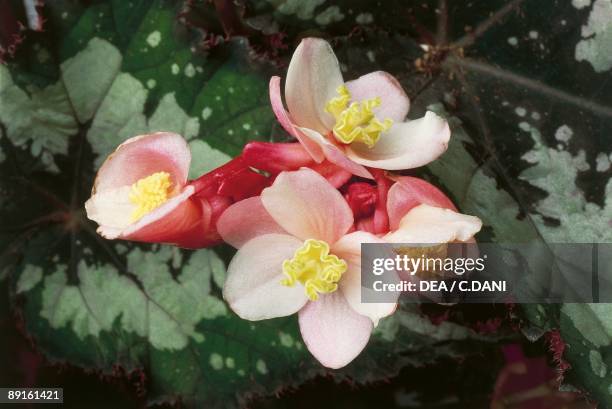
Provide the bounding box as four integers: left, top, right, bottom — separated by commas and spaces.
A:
223, 234, 309, 321
346, 111, 450, 170
261, 168, 353, 243
216, 196, 286, 249
345, 71, 410, 122
269, 76, 325, 162
333, 232, 398, 326
384, 204, 483, 243
298, 292, 373, 369
85, 186, 134, 229
285, 38, 344, 134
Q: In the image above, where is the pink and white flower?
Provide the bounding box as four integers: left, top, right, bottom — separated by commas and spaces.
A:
383, 176, 483, 282
383, 175, 481, 245
343, 172, 468, 236
269, 37, 451, 179
386, 175, 459, 232
217, 168, 397, 368
85, 132, 268, 248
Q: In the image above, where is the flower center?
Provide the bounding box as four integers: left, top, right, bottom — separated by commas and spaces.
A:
281, 239, 347, 301
129, 171, 173, 222
325, 85, 393, 148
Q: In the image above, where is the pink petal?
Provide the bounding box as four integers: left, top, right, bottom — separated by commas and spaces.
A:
94, 132, 190, 192
333, 231, 398, 325
285, 38, 344, 134
269, 77, 325, 162
387, 176, 457, 230
298, 292, 373, 369
261, 168, 353, 243
269, 76, 298, 137
309, 161, 353, 188
354, 218, 378, 234
216, 196, 286, 248
298, 126, 373, 179
224, 234, 309, 320
345, 71, 410, 122
118, 187, 205, 246
93, 186, 219, 248
346, 111, 450, 170
384, 204, 482, 243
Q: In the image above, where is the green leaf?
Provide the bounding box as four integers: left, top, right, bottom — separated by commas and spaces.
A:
522, 304, 612, 407
0, 65, 78, 172
574, 0, 612, 73
61, 37, 123, 124
33, 246, 228, 351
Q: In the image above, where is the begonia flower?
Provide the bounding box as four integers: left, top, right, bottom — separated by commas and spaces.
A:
85, 132, 268, 248
386, 175, 459, 231
384, 175, 481, 246
383, 176, 483, 283
343, 173, 459, 236
217, 168, 397, 368
269, 37, 451, 179
344, 173, 482, 278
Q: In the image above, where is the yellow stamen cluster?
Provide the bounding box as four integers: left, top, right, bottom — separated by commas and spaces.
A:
281, 239, 347, 301
129, 172, 173, 222
325, 85, 393, 148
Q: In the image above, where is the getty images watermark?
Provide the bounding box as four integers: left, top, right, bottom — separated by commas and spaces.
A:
360, 243, 612, 303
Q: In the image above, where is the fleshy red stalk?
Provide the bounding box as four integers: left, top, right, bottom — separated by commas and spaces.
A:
370, 169, 392, 233
190, 155, 269, 200
242, 141, 352, 188
242, 141, 313, 174
181, 155, 270, 247
351, 169, 391, 234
